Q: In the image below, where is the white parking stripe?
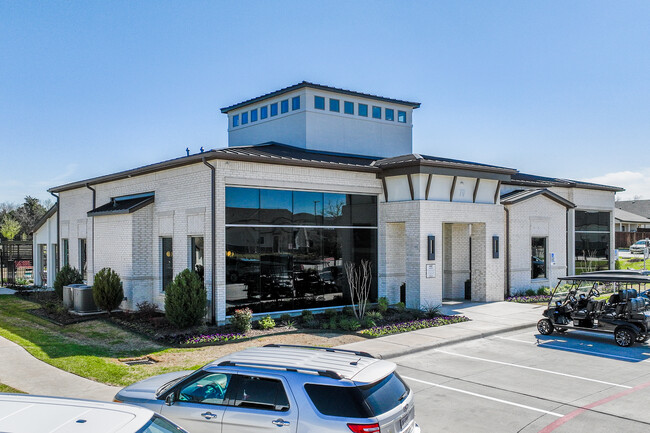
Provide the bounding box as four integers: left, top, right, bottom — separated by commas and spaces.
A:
402, 375, 563, 418
537, 343, 650, 363
495, 335, 536, 344
435, 350, 632, 389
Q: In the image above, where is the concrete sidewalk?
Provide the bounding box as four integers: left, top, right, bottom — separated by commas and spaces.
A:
338, 301, 545, 359
0, 336, 120, 401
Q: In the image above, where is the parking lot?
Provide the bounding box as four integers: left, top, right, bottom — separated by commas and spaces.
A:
396, 327, 650, 432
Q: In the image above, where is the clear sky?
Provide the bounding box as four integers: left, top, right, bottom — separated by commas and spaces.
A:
2, 1, 649, 205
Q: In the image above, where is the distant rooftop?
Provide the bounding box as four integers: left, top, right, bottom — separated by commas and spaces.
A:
506, 172, 624, 192
220, 81, 421, 113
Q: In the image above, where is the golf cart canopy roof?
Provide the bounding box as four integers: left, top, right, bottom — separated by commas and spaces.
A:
559, 270, 650, 284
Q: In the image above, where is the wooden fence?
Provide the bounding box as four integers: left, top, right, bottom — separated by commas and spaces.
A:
616, 229, 650, 249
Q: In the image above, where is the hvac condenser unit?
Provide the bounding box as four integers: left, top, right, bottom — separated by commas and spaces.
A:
63, 284, 84, 309
72, 285, 99, 313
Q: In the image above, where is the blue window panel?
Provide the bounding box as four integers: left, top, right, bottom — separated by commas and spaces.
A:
292, 96, 300, 110
250, 109, 258, 122
344, 101, 354, 115
281, 99, 289, 113
241, 112, 249, 124
329, 99, 340, 112
398, 110, 406, 123
385, 108, 394, 121
260, 106, 268, 119
358, 104, 368, 117
372, 106, 381, 119
314, 96, 325, 110
270, 103, 278, 116
232, 114, 239, 127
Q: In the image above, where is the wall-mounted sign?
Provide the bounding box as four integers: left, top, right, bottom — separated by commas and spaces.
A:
426, 264, 436, 278
550, 252, 556, 265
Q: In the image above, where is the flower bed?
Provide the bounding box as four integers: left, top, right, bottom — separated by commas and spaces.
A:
359, 315, 469, 337
506, 295, 551, 303
182, 333, 245, 345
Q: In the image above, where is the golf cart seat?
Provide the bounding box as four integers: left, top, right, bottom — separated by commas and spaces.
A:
628, 297, 645, 314
573, 300, 596, 320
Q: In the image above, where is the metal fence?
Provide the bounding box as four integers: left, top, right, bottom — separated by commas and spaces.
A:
0, 241, 33, 286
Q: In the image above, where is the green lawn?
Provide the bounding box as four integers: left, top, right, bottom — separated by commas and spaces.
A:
0, 383, 25, 393
0, 295, 196, 386
618, 257, 649, 271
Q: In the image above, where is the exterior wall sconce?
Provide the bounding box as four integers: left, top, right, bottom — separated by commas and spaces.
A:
428, 235, 435, 260
492, 236, 499, 259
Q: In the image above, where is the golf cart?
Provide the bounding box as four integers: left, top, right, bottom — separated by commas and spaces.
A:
537, 270, 650, 347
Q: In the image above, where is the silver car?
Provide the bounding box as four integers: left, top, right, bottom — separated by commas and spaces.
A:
115, 344, 421, 433
630, 239, 650, 255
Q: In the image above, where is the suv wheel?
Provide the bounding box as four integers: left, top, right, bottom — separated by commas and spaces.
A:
537, 319, 554, 335
614, 327, 635, 347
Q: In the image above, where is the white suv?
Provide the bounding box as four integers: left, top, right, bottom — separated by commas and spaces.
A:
0, 393, 186, 433
115, 344, 421, 433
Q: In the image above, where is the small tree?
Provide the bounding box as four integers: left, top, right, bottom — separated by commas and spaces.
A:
165, 269, 207, 328
92, 267, 123, 316
0, 215, 20, 240
53, 265, 84, 299
344, 259, 373, 320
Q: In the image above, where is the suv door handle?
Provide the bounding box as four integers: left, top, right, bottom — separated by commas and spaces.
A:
201, 411, 218, 420
272, 418, 290, 426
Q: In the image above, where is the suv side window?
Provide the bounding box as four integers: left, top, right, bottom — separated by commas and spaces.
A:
233, 376, 289, 411
177, 372, 232, 406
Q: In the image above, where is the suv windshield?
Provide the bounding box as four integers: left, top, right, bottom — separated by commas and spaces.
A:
136, 415, 187, 433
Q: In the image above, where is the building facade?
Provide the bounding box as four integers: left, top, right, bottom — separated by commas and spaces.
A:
47, 82, 622, 322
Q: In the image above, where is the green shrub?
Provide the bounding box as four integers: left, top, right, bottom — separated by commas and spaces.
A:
524, 289, 536, 296
339, 317, 361, 331
394, 302, 406, 312
258, 315, 276, 330
615, 259, 622, 270
366, 311, 383, 321
230, 307, 253, 333
324, 309, 338, 318
303, 318, 320, 329
329, 316, 338, 330
92, 267, 123, 316
536, 287, 550, 296
53, 265, 83, 299
301, 310, 314, 321
279, 313, 292, 323
361, 317, 376, 328
421, 302, 442, 318
377, 297, 389, 313
164, 269, 207, 329
342, 306, 354, 317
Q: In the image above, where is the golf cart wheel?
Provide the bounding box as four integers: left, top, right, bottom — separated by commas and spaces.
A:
555, 327, 567, 334
614, 327, 635, 347
537, 319, 554, 335
636, 334, 650, 343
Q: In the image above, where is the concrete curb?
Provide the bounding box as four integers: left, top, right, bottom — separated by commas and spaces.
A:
378, 321, 538, 360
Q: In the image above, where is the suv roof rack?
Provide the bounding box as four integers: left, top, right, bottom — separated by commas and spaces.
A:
262, 344, 375, 358
217, 360, 342, 379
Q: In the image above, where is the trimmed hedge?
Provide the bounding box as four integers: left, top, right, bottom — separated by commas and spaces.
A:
164, 269, 207, 329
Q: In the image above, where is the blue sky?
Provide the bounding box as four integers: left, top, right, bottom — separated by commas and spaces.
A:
2, 1, 649, 205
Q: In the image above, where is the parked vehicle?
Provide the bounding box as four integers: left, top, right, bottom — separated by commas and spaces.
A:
629, 239, 650, 254
0, 393, 186, 433
115, 344, 420, 433
537, 270, 650, 347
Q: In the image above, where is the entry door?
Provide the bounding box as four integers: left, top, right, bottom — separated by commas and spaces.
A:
221, 375, 297, 433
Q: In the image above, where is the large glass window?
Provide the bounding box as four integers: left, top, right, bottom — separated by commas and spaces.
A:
344, 101, 354, 115
225, 187, 377, 315
292, 96, 300, 111
161, 237, 173, 291
372, 106, 382, 119
385, 108, 394, 121
232, 114, 239, 127
575, 211, 611, 274
270, 102, 278, 116
329, 99, 340, 112
241, 112, 248, 125
260, 106, 268, 119
280, 99, 289, 113
398, 111, 406, 123
250, 108, 258, 122
531, 237, 546, 279
314, 96, 325, 110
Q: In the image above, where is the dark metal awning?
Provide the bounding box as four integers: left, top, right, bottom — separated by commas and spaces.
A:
87, 192, 154, 217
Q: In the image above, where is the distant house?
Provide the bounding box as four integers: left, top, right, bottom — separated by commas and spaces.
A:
617, 199, 650, 219
615, 208, 650, 232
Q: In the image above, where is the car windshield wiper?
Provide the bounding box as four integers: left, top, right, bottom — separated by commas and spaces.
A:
398, 389, 409, 402
155, 376, 186, 397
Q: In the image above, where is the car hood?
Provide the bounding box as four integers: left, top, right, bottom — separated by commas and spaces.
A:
116, 371, 193, 403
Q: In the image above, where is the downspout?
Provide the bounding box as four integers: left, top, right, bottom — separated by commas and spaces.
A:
202, 158, 217, 325
86, 184, 96, 281
504, 206, 510, 298
49, 191, 60, 274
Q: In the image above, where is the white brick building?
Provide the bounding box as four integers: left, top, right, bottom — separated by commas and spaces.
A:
46, 82, 622, 322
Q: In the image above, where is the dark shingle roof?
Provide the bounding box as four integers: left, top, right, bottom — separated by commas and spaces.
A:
87, 193, 154, 217
220, 81, 421, 113
615, 208, 650, 224
616, 200, 650, 218
30, 204, 58, 234
506, 172, 623, 192
500, 189, 575, 208
372, 153, 517, 175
